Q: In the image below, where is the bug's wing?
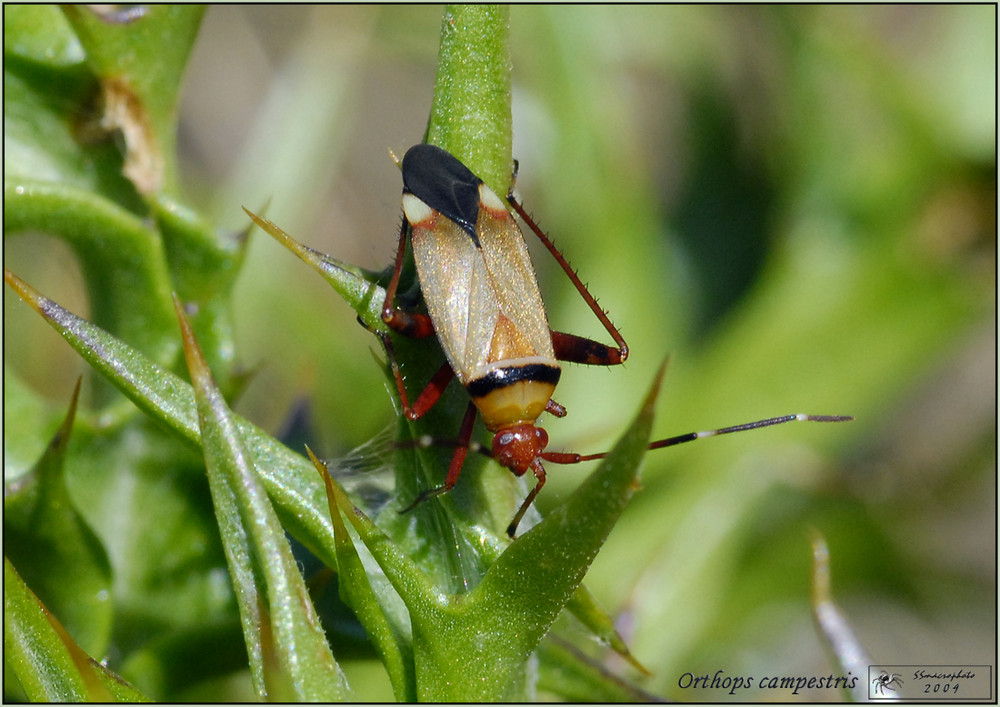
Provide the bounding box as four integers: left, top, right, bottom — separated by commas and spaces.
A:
410, 217, 499, 384
408, 182, 556, 384
475, 193, 555, 364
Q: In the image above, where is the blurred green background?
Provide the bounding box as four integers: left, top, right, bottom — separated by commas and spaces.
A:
6, 5, 994, 701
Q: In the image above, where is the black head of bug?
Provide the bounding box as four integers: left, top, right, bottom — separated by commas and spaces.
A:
401, 144, 483, 246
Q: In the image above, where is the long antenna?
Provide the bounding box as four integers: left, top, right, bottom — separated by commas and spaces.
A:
541, 414, 854, 464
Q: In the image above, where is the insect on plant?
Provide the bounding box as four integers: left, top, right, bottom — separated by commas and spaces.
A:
247, 144, 851, 537
380, 144, 850, 536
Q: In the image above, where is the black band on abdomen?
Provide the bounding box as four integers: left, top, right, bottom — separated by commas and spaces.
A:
467, 364, 561, 399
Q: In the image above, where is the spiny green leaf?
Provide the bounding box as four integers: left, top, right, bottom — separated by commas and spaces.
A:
311, 448, 417, 701
4, 558, 148, 702
3, 378, 113, 659
175, 296, 349, 701
536, 635, 659, 703
4, 269, 338, 572
564, 585, 650, 676
243, 208, 386, 332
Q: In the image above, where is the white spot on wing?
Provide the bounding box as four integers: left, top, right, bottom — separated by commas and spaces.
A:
479, 183, 507, 214
402, 193, 434, 226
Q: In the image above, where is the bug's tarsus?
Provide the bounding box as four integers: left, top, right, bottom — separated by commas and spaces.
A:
381, 218, 409, 323
507, 460, 546, 537
398, 401, 479, 516
399, 483, 450, 515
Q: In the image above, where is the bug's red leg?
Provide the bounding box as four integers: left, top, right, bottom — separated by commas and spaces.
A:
551, 330, 627, 367
381, 217, 435, 339
506, 458, 547, 537
440, 401, 479, 488
399, 401, 479, 514
380, 332, 455, 420
507, 191, 628, 364
408, 364, 457, 419
377, 216, 454, 419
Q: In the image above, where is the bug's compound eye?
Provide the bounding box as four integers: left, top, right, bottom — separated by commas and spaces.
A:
492, 424, 548, 476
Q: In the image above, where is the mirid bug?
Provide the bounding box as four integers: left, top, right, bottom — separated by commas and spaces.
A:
378, 144, 850, 536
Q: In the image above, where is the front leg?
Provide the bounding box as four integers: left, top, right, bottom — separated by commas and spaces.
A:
381, 217, 436, 339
